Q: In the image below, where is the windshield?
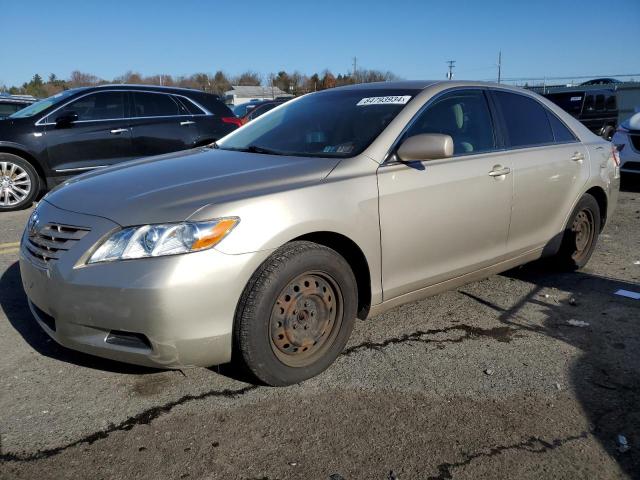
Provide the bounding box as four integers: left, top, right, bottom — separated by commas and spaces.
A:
218, 89, 416, 158
9, 89, 79, 118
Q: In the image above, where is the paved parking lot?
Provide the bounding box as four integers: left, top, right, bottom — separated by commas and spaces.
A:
1, 182, 639, 480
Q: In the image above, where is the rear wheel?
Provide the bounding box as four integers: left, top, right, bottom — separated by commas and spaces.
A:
554, 193, 601, 270
0, 153, 41, 211
234, 241, 357, 386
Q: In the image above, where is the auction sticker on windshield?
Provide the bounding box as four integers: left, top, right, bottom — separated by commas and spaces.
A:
357, 95, 412, 106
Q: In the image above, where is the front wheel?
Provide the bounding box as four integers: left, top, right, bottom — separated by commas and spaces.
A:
554, 193, 601, 270
234, 241, 358, 386
0, 153, 41, 212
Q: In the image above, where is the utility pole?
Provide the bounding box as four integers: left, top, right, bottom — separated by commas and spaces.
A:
353, 57, 357, 83
497, 51, 502, 83
446, 60, 456, 80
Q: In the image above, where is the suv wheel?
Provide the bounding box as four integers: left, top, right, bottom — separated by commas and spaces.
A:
0, 153, 41, 211
554, 193, 601, 270
234, 241, 358, 386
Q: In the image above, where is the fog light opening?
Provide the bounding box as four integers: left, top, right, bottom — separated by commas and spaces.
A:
106, 330, 152, 350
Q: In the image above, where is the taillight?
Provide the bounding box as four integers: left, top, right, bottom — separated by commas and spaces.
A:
611, 144, 620, 166
221, 117, 243, 128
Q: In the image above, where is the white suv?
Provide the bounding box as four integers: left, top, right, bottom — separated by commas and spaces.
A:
612, 111, 640, 175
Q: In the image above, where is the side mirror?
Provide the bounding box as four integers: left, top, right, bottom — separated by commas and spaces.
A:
397, 133, 453, 162
55, 112, 79, 128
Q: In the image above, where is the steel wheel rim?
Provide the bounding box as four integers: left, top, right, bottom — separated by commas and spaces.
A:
269, 271, 343, 368
571, 208, 594, 262
0, 161, 31, 207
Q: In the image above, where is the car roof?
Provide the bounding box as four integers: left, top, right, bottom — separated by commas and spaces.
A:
328, 80, 528, 93
86, 84, 219, 97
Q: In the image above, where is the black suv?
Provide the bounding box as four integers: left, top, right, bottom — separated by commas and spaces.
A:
542, 89, 618, 140
0, 85, 241, 211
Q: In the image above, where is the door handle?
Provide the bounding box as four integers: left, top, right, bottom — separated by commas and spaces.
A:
488, 166, 511, 177
180, 120, 196, 126
571, 152, 585, 162
110, 128, 128, 134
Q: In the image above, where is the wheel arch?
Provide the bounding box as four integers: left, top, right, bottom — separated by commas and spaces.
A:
0, 145, 46, 184
584, 186, 608, 231
293, 231, 372, 320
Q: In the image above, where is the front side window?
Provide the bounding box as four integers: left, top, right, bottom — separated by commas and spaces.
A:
493, 91, 554, 148
132, 92, 181, 117
217, 89, 417, 157
54, 91, 125, 121
403, 89, 496, 155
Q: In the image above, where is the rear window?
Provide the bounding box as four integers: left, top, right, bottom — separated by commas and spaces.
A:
493, 91, 554, 148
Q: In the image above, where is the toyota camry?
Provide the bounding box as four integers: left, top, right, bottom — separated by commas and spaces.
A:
20, 81, 620, 385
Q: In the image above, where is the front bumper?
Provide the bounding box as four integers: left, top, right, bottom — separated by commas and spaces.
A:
612, 131, 640, 174
19, 200, 272, 368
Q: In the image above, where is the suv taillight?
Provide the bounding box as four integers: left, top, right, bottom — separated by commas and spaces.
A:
221, 117, 243, 128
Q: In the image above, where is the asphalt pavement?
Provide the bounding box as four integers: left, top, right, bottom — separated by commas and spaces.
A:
1, 182, 639, 479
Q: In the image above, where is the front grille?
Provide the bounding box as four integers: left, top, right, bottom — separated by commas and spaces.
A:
25, 222, 90, 264
630, 134, 640, 152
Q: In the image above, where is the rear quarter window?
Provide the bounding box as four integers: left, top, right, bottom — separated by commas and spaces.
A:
546, 111, 578, 143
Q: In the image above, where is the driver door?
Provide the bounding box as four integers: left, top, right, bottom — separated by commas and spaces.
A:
43, 91, 134, 173
377, 89, 513, 300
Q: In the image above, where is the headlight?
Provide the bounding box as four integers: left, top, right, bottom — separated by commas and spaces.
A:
87, 217, 239, 264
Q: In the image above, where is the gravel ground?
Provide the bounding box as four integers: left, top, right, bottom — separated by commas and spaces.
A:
1, 181, 639, 480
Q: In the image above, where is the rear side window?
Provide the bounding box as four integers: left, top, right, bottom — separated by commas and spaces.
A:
546, 112, 577, 143
493, 91, 553, 148
132, 92, 180, 117
404, 90, 496, 156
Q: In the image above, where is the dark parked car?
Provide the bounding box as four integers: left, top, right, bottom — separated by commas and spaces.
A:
0, 85, 241, 211
542, 89, 618, 140
0, 94, 37, 118
239, 100, 289, 124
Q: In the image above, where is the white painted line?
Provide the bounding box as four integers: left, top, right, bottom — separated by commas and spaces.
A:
614, 289, 640, 300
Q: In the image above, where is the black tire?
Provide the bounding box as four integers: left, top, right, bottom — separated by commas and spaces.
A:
602, 125, 615, 142
0, 153, 41, 212
554, 193, 601, 270
234, 240, 358, 386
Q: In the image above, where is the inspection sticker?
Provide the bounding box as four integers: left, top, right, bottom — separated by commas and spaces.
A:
357, 95, 411, 106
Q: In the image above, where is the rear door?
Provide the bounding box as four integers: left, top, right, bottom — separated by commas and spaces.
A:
128, 91, 200, 157
377, 88, 513, 300
489, 90, 589, 255
43, 91, 133, 172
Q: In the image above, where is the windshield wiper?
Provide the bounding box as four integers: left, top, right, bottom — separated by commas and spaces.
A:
241, 145, 286, 156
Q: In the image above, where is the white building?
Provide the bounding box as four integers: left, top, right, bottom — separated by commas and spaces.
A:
224, 85, 293, 106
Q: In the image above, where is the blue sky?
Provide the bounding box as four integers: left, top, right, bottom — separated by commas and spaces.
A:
2, 0, 639, 86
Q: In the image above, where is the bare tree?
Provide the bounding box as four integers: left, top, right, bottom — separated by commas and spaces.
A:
234, 71, 262, 86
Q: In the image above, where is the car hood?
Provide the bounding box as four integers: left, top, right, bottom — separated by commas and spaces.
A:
45, 148, 341, 226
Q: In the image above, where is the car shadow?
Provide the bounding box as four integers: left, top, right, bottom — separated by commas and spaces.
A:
0, 261, 157, 374
621, 174, 640, 193
465, 263, 640, 477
